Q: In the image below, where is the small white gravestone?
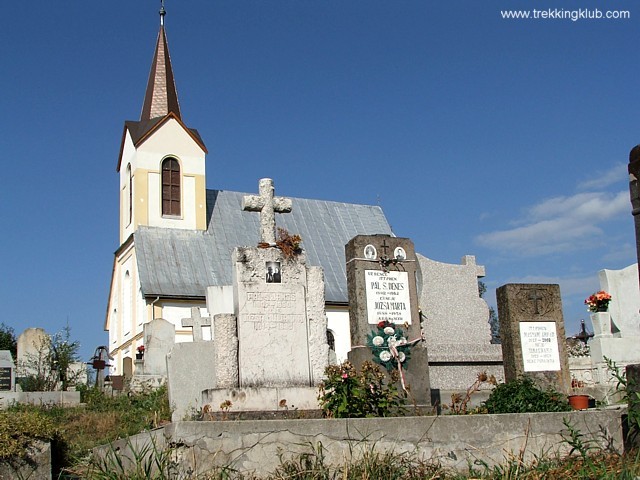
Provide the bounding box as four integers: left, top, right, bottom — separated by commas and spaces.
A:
597, 264, 640, 337
587, 264, 640, 370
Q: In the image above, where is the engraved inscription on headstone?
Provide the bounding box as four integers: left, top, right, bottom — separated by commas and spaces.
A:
237, 284, 310, 386
0, 367, 11, 391
365, 270, 411, 324
0, 350, 15, 392
519, 322, 560, 372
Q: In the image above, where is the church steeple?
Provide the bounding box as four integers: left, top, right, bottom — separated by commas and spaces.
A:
140, 3, 181, 121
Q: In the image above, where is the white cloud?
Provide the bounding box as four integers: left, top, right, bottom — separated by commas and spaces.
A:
578, 163, 627, 191
476, 191, 628, 256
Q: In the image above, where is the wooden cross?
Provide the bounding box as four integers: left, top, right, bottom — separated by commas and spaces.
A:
242, 178, 292, 244
181, 307, 211, 342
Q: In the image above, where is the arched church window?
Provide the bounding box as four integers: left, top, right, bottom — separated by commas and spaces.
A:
161, 157, 181, 216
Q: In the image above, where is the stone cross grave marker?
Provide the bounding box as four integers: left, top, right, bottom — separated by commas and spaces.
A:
345, 234, 431, 405
181, 307, 211, 342
496, 283, 570, 394
242, 178, 293, 244
233, 178, 328, 388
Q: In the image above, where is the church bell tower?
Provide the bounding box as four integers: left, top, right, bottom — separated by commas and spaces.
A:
116, 4, 208, 244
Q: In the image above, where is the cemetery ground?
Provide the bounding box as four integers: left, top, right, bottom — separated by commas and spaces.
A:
2, 371, 640, 479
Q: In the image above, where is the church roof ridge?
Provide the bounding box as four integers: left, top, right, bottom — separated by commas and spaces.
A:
140, 6, 181, 121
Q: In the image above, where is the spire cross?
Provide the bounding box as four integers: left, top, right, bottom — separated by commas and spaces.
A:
181, 307, 211, 342
242, 178, 292, 244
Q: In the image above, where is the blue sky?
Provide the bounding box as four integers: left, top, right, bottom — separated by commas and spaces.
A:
1, 0, 638, 360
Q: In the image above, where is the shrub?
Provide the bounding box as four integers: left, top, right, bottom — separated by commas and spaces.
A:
318, 361, 405, 418
0, 410, 56, 460
482, 376, 571, 414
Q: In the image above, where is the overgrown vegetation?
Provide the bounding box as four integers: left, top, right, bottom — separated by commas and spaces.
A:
3, 384, 171, 477
317, 360, 405, 418
481, 376, 571, 414
605, 356, 640, 444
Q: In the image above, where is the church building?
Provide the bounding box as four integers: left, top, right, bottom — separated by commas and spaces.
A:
105, 9, 501, 395
105, 9, 392, 375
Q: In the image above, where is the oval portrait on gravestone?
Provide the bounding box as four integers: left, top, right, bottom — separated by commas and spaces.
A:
394, 247, 406, 261
364, 244, 377, 260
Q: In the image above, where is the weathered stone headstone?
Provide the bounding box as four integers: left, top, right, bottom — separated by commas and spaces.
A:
167, 342, 217, 420
345, 234, 430, 405
141, 318, 175, 376
497, 284, 570, 394
0, 351, 15, 392
17, 328, 49, 378
233, 178, 327, 387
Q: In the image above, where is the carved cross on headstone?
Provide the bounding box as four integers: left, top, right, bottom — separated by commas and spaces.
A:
242, 178, 292, 244
181, 307, 211, 342
528, 289, 543, 315
380, 239, 391, 256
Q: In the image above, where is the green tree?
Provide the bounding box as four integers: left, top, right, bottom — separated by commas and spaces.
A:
0, 323, 17, 360
478, 281, 500, 344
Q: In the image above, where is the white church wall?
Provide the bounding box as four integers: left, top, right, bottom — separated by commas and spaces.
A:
140, 119, 207, 160
326, 307, 350, 363
119, 133, 137, 241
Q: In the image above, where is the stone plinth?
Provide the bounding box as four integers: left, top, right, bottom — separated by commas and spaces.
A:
202, 386, 319, 412
497, 284, 570, 394
345, 235, 430, 405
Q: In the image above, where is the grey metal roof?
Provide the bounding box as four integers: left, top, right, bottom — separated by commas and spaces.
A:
135, 189, 393, 302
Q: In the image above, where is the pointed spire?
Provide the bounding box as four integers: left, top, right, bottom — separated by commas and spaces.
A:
140, 2, 181, 121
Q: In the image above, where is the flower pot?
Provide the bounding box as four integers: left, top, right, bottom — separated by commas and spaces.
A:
135, 353, 144, 360
568, 394, 589, 410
